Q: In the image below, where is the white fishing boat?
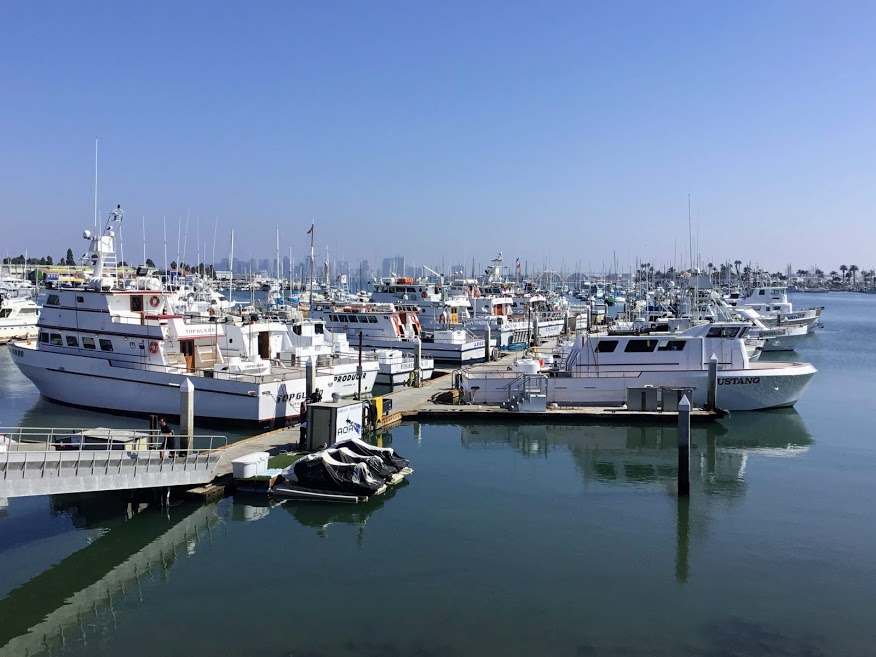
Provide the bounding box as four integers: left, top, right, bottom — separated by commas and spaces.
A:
375, 349, 435, 387
0, 288, 40, 344
308, 301, 485, 365
460, 321, 816, 411
8, 208, 336, 425
726, 286, 823, 333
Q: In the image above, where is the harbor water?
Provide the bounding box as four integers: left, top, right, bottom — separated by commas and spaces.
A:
2, 293, 876, 656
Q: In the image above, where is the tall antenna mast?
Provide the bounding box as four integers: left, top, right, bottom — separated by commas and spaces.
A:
93, 138, 99, 234
687, 194, 693, 273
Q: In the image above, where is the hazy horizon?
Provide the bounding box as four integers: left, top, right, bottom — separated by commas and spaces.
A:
1, 1, 873, 273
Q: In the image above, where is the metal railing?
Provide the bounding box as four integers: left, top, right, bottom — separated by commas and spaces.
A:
0, 427, 227, 484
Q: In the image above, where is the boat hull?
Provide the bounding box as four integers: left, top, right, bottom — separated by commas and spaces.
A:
462, 362, 817, 411
8, 343, 335, 424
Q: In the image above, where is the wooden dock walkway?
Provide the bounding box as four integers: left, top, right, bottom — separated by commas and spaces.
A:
195, 337, 724, 493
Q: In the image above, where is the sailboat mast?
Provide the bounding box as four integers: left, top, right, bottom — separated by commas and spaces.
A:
308, 223, 315, 308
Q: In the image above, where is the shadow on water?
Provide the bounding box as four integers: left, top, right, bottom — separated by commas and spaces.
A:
0, 498, 222, 657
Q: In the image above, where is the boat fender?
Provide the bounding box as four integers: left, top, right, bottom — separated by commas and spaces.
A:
149, 295, 161, 308
148, 341, 159, 354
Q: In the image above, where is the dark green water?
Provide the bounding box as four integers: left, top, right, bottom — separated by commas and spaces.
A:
2, 293, 875, 656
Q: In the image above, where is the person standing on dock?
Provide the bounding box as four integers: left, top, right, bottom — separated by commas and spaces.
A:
159, 417, 176, 459
299, 400, 308, 449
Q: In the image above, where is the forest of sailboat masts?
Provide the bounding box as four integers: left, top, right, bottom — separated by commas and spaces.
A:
1, 252, 872, 295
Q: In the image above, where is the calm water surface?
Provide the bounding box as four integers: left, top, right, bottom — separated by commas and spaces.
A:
1, 292, 875, 656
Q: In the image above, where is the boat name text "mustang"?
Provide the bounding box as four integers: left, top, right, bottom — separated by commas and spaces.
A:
718, 377, 761, 385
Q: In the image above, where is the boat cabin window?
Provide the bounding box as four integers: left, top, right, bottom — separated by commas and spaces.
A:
657, 340, 686, 351
708, 326, 740, 338
130, 295, 144, 312
368, 316, 377, 323
406, 287, 416, 293
624, 339, 658, 353
339, 315, 348, 322
76, 296, 85, 303
99, 339, 114, 352
348, 315, 360, 322
314, 323, 324, 334
19, 307, 37, 314
330, 314, 338, 321
65, 335, 79, 347
0, 309, 10, 318
758, 289, 766, 295
595, 340, 618, 353
49, 333, 63, 346
292, 325, 302, 336
83, 337, 96, 350
46, 294, 60, 306
40, 332, 49, 344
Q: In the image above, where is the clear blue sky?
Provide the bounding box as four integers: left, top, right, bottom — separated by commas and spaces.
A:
1, 1, 873, 275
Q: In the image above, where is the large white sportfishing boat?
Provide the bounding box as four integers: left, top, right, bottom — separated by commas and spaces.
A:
0, 287, 40, 344
460, 321, 816, 411
308, 301, 486, 365
726, 285, 823, 333
9, 208, 336, 425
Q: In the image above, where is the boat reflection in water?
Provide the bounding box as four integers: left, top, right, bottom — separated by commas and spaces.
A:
460, 409, 813, 496
282, 479, 409, 543
461, 409, 812, 583
0, 496, 222, 657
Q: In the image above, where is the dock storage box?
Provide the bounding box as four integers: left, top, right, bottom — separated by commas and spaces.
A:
626, 387, 659, 411
306, 401, 364, 451
661, 387, 695, 412
231, 451, 270, 479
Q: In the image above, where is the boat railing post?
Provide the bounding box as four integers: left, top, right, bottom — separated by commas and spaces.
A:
678, 395, 691, 496
707, 353, 718, 410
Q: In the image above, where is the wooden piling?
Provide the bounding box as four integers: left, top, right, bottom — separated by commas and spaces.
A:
305, 357, 315, 401
677, 394, 691, 496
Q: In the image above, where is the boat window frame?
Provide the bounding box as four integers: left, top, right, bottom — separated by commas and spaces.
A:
99, 338, 114, 352
46, 294, 60, 306
595, 340, 618, 353
40, 331, 50, 344
657, 340, 686, 352
0, 308, 10, 318
624, 339, 659, 353
65, 335, 79, 347
82, 337, 96, 350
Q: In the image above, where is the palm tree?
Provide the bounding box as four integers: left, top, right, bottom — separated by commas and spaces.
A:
733, 260, 742, 280
850, 264, 859, 287
839, 265, 848, 288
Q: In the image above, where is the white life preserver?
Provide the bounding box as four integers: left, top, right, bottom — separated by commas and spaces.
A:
149, 296, 161, 308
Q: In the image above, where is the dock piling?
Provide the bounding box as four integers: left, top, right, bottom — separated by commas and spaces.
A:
414, 337, 422, 388
484, 326, 491, 362
180, 378, 194, 454
305, 357, 315, 401
677, 394, 691, 496
707, 354, 718, 410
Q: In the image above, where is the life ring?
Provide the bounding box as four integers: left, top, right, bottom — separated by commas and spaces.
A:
149, 296, 160, 308
148, 341, 159, 354
421, 291, 428, 299
439, 311, 447, 324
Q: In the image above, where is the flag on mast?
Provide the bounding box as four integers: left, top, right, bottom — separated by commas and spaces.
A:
307, 224, 313, 235
515, 257, 520, 269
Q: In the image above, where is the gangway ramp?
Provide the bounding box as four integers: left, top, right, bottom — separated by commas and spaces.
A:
0, 427, 225, 498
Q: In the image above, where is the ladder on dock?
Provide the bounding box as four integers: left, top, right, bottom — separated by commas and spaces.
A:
500, 373, 549, 411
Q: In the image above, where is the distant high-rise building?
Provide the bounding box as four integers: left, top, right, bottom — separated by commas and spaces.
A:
381, 256, 405, 277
